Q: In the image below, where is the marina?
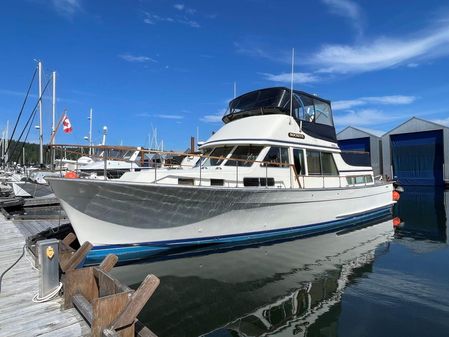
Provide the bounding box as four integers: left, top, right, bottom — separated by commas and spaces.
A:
2, 1, 449, 336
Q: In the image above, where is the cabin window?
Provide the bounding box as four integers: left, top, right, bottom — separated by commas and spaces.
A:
225, 145, 263, 167
200, 146, 233, 167
262, 147, 289, 167
293, 149, 305, 175
306, 150, 338, 176
321, 152, 338, 175
307, 150, 321, 175
346, 175, 373, 185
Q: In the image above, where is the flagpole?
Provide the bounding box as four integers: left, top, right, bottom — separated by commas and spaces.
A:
49, 110, 66, 146
38, 61, 43, 167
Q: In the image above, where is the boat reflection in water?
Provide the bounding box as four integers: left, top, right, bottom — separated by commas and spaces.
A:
111, 216, 395, 337
394, 186, 448, 244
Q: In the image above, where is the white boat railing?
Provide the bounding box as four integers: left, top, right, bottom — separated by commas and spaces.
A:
48, 144, 377, 190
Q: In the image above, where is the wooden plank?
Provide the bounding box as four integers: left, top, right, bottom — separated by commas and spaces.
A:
60, 241, 93, 272
64, 268, 98, 309
112, 274, 160, 330
62, 232, 77, 246
99, 254, 118, 273
73, 294, 94, 324
23, 197, 59, 207
92, 292, 134, 337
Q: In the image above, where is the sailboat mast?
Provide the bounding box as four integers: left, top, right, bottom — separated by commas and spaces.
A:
52, 71, 56, 166
38, 61, 43, 167
89, 108, 93, 155
4, 120, 9, 164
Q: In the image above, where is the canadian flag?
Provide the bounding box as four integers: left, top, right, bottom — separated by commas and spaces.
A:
63, 114, 73, 134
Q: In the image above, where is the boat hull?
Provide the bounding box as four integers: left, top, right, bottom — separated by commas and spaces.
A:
47, 178, 395, 264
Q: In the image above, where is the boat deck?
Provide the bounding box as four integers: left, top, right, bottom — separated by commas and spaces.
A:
0, 214, 90, 337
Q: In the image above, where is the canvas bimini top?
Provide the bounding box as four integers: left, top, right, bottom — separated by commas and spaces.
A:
223, 87, 337, 142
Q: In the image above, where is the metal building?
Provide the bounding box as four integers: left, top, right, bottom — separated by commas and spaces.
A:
382, 117, 449, 186
337, 126, 383, 176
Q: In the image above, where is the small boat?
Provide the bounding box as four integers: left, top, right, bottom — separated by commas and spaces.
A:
47, 87, 398, 263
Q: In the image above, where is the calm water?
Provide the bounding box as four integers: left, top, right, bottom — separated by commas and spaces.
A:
111, 187, 449, 337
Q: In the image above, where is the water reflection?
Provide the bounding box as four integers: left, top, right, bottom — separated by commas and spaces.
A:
111, 188, 449, 337
394, 187, 447, 243
112, 217, 394, 337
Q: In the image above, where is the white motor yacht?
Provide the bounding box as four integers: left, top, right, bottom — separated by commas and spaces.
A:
47, 87, 398, 263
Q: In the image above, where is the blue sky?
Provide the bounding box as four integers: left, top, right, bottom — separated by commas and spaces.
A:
1, 0, 449, 150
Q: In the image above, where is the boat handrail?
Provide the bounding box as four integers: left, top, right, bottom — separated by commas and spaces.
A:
49, 144, 376, 189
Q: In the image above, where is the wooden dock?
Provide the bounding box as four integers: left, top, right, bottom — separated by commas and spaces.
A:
0, 214, 90, 337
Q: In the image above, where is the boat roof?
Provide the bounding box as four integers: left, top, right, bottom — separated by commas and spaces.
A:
221, 87, 337, 142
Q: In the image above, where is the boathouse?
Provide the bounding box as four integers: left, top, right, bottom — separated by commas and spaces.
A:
337, 126, 383, 177
381, 117, 449, 186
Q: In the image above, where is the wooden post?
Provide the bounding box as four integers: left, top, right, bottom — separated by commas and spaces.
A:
111, 275, 160, 331
99, 254, 118, 273
60, 241, 93, 273
62, 232, 77, 246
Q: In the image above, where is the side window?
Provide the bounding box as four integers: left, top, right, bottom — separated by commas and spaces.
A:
263, 147, 289, 167
293, 149, 305, 175
321, 152, 338, 176
313, 100, 332, 126
306, 150, 321, 175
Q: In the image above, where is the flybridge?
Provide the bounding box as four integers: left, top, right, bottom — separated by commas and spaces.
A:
222, 87, 337, 143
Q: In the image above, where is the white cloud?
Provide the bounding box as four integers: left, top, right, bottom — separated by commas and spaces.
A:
201, 114, 223, 123
333, 95, 416, 110
143, 10, 199, 28
155, 114, 184, 120
431, 117, 449, 126
173, 4, 185, 11
178, 19, 200, 28
201, 108, 226, 123
322, 0, 362, 35
261, 72, 320, 84
119, 53, 157, 63
334, 108, 401, 127
51, 0, 81, 16
310, 24, 449, 74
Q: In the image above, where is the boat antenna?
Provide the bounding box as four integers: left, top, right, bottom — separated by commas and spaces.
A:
289, 48, 295, 124
233, 81, 237, 99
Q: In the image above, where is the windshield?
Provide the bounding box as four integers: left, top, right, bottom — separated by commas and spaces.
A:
224, 145, 264, 167
229, 88, 289, 114
197, 146, 233, 167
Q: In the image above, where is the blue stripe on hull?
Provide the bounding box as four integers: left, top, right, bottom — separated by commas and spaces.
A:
84, 206, 392, 266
